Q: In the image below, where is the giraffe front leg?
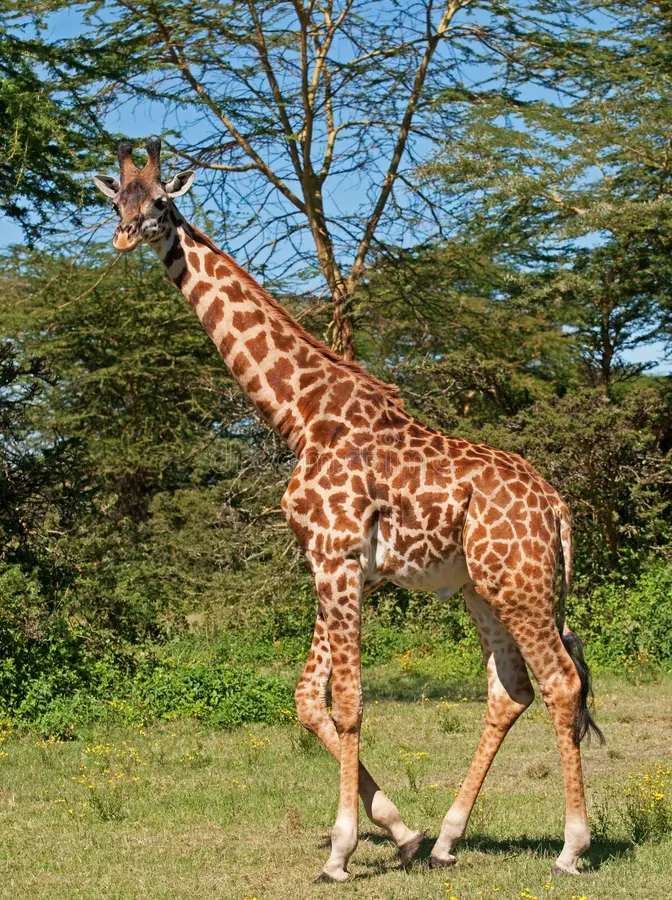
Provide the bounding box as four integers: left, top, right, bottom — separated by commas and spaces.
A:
311, 559, 364, 884
295, 608, 423, 863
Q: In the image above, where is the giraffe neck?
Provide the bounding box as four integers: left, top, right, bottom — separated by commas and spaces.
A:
152, 215, 400, 456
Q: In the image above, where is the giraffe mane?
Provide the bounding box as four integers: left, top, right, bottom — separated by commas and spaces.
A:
182, 220, 405, 408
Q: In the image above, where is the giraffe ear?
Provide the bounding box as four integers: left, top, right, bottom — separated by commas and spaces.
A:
93, 175, 120, 199
165, 170, 196, 198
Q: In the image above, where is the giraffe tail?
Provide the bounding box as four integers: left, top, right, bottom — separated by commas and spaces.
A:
556, 504, 604, 747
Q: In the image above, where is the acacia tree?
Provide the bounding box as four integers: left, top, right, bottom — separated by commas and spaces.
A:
0, 5, 105, 239
0, 341, 89, 584
36, 0, 591, 358
421, 0, 672, 387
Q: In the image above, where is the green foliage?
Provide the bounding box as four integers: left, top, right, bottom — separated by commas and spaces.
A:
0, 343, 90, 586
437, 706, 462, 735
359, 247, 578, 408
131, 655, 293, 729
566, 561, 672, 671
617, 761, 672, 846
0, 564, 100, 717
0, 563, 293, 735
0, 8, 106, 238
417, 1, 672, 389
0, 565, 294, 735
0, 247, 240, 490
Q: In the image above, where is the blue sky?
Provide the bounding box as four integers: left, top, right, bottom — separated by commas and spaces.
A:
625, 342, 668, 375
2, 4, 669, 374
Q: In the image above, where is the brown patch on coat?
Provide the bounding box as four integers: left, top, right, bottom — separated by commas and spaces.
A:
266, 357, 295, 404
189, 280, 212, 307
219, 332, 236, 356
202, 298, 224, 334
232, 352, 251, 378
232, 309, 266, 331
246, 332, 269, 363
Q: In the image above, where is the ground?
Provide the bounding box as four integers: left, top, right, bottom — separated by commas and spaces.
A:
0, 667, 670, 900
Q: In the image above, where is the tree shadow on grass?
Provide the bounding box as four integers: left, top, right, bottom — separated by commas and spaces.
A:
355, 831, 632, 874
362, 672, 487, 704
462, 833, 633, 871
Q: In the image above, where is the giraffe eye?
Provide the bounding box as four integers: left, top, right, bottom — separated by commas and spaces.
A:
112, 203, 120, 215
155, 197, 168, 210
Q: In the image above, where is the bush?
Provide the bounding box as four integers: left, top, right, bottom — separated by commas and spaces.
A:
4, 652, 294, 736
362, 622, 416, 665
131, 653, 294, 728
622, 764, 672, 844
567, 560, 672, 670
0, 563, 106, 718
17, 693, 110, 741
0, 564, 294, 733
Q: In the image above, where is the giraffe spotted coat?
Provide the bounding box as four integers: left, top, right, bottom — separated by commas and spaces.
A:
94, 140, 596, 884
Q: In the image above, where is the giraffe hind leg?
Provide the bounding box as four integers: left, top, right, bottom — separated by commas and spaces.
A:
462, 484, 592, 873
466, 579, 591, 875
494, 606, 591, 875
295, 606, 424, 863
431, 586, 534, 867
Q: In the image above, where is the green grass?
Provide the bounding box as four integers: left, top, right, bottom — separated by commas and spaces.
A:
1, 668, 671, 900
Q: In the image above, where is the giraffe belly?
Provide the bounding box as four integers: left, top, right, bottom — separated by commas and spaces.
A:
389, 556, 472, 594
372, 521, 471, 594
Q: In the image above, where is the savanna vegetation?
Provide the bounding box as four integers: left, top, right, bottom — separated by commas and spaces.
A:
1, 676, 672, 898
1, 0, 672, 892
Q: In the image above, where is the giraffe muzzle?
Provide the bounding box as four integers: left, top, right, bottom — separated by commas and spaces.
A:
113, 224, 143, 252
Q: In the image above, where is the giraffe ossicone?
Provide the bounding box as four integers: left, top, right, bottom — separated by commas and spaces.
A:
94, 138, 602, 883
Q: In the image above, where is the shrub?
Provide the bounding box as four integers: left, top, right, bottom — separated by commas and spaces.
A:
622, 764, 672, 844
0, 563, 109, 721
131, 655, 294, 728
567, 561, 672, 669
0, 565, 294, 733
20, 693, 110, 741
437, 705, 462, 734
361, 622, 415, 665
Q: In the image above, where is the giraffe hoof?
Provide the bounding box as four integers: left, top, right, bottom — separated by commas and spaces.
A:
399, 830, 425, 868
313, 868, 350, 884
429, 853, 457, 869
552, 863, 581, 877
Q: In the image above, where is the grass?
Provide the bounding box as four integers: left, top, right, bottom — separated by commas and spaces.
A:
1, 667, 671, 900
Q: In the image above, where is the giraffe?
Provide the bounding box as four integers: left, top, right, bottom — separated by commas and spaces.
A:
94, 139, 602, 883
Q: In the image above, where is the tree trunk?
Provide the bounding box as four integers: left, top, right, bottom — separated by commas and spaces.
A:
599, 287, 614, 393
304, 190, 357, 359
330, 283, 356, 360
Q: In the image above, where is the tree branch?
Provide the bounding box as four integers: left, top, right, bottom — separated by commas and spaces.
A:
350, 1, 465, 282
247, 0, 304, 182
164, 142, 258, 172
151, 10, 306, 214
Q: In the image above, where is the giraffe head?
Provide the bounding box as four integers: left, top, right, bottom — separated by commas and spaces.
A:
93, 139, 196, 252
